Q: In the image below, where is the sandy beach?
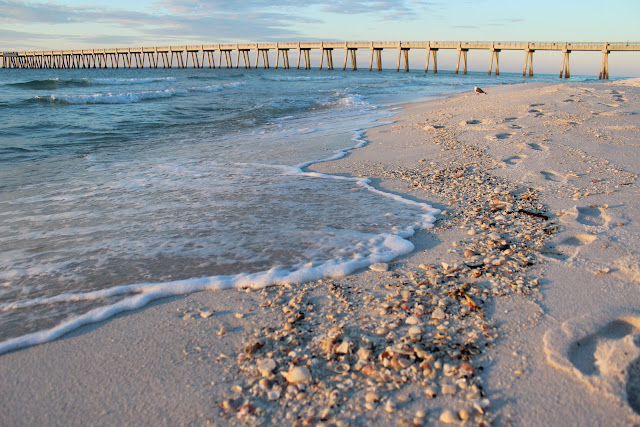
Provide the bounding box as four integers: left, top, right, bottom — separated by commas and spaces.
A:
2, 78, 640, 426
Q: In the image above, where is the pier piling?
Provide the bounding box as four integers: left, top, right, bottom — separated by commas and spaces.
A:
456, 42, 468, 74
489, 43, 500, 75
600, 43, 610, 79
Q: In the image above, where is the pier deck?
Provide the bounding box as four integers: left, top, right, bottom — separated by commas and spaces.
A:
3, 41, 639, 79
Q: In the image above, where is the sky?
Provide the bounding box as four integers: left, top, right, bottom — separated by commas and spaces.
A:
2, 0, 640, 75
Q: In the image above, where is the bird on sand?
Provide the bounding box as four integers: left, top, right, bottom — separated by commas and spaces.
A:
474, 85, 486, 94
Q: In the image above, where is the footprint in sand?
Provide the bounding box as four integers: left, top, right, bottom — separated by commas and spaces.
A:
576, 206, 611, 227
540, 170, 566, 183
553, 233, 597, 260
504, 117, 519, 122
502, 154, 527, 166
528, 109, 544, 117
559, 233, 597, 247
486, 132, 514, 141
526, 142, 548, 151
545, 312, 640, 417
611, 90, 627, 103
461, 119, 482, 125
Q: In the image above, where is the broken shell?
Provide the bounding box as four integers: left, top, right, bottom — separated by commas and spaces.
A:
365, 392, 380, 403
336, 341, 351, 354
384, 400, 396, 413
257, 358, 276, 377
283, 366, 312, 384
442, 383, 456, 395
439, 409, 459, 424
408, 325, 423, 336
432, 307, 446, 320
405, 315, 420, 325
369, 263, 389, 272
267, 389, 281, 401
357, 347, 372, 361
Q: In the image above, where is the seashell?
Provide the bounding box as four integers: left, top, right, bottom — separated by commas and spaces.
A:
458, 362, 474, 375
439, 409, 459, 424
408, 325, 423, 336
357, 347, 372, 361
458, 409, 470, 421
375, 327, 388, 336
424, 386, 436, 399
384, 399, 396, 413
365, 392, 379, 403
258, 378, 272, 391
257, 358, 276, 377
334, 363, 351, 374
442, 383, 456, 395
369, 263, 389, 272
431, 307, 446, 320
388, 346, 413, 356
360, 364, 376, 376
267, 389, 281, 400
405, 315, 420, 325
463, 249, 476, 258
336, 340, 351, 354
282, 366, 312, 384
414, 348, 433, 360
472, 398, 490, 414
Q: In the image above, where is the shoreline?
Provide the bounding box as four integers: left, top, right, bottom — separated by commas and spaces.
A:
3, 78, 640, 426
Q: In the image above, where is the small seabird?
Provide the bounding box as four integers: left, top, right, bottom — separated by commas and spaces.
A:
474, 85, 486, 94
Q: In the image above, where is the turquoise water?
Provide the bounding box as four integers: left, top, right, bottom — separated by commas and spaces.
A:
0, 67, 604, 351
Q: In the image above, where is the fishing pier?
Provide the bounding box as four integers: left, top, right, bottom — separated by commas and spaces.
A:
3, 41, 639, 79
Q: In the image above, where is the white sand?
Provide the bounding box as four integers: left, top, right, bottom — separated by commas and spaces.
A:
2, 78, 640, 426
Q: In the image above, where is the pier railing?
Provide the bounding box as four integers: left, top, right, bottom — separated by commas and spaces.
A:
2, 40, 639, 79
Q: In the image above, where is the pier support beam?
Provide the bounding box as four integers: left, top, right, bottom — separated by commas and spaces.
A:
560, 44, 570, 78
397, 45, 409, 72
343, 46, 357, 71
220, 49, 233, 68
203, 50, 216, 68
276, 48, 290, 69
236, 49, 251, 69
425, 47, 438, 73
256, 49, 270, 69
489, 43, 500, 75
369, 47, 383, 71
320, 47, 334, 70
297, 47, 311, 69
456, 45, 468, 74
523, 47, 534, 76
599, 43, 610, 80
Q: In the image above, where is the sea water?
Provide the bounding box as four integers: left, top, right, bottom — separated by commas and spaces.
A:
0, 67, 599, 353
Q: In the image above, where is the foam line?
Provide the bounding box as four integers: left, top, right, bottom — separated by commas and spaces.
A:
0, 233, 412, 355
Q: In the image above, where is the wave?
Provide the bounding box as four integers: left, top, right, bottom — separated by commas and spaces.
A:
32, 88, 187, 105
9, 77, 176, 90
189, 81, 246, 92
0, 233, 415, 356
264, 75, 345, 82
9, 78, 92, 90
90, 77, 177, 85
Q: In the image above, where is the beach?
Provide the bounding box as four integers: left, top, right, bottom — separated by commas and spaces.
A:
2, 78, 640, 426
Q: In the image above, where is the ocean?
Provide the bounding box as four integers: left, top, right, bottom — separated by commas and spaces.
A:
0, 66, 602, 353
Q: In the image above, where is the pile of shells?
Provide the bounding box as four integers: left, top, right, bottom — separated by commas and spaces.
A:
216, 123, 564, 425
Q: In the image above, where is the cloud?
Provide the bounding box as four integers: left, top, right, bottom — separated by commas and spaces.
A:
0, 0, 443, 50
